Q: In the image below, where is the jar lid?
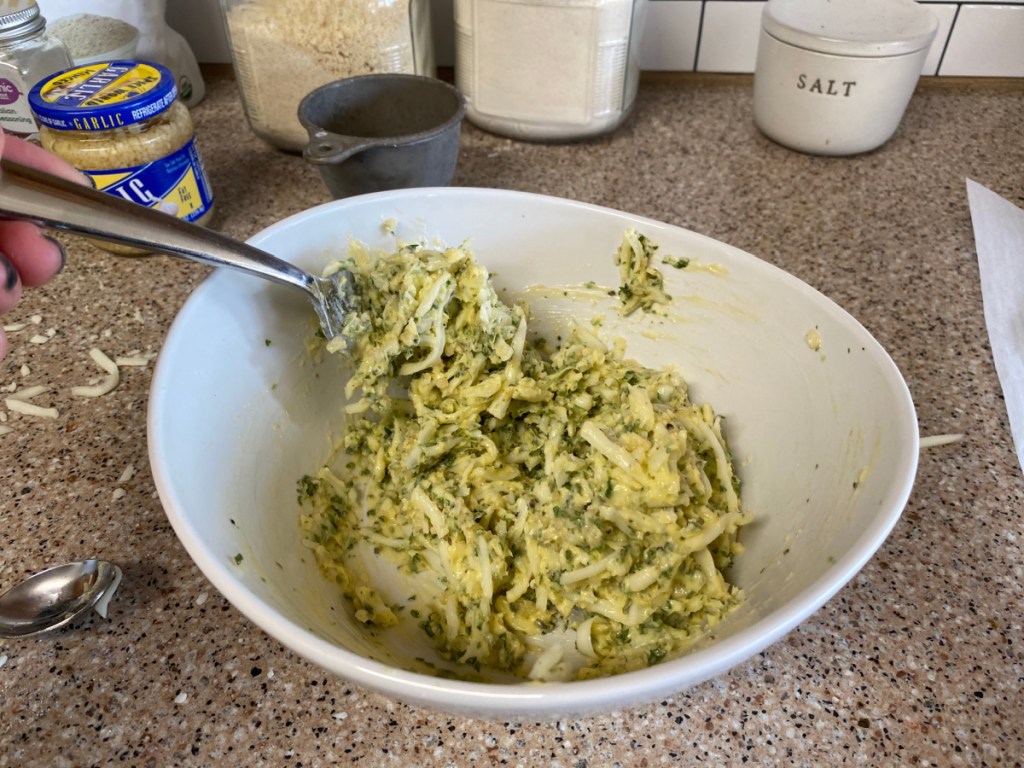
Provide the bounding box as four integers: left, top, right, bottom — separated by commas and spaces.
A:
28, 60, 177, 132
0, 1, 44, 41
762, 0, 938, 57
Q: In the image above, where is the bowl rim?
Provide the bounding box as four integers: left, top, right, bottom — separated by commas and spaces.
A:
148, 187, 919, 716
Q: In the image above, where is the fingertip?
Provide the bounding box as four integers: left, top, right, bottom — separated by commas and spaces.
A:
0, 251, 23, 314
0, 224, 63, 287
2, 133, 88, 185
42, 234, 67, 275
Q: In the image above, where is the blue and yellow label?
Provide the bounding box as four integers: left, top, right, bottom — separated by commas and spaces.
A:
88, 138, 213, 223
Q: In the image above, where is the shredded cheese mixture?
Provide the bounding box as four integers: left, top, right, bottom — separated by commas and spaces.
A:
616, 230, 672, 316
299, 233, 749, 681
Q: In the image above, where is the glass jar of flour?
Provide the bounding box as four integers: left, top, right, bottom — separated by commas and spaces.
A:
454, 0, 646, 141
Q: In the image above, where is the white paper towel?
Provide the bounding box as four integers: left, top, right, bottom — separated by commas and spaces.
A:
967, 178, 1024, 473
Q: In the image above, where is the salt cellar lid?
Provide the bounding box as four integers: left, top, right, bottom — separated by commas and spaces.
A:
762, 0, 939, 57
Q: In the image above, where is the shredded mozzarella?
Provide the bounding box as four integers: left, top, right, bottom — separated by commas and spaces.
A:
71, 348, 120, 398
5, 398, 58, 419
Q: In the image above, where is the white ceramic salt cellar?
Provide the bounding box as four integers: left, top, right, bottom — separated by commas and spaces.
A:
753, 0, 938, 156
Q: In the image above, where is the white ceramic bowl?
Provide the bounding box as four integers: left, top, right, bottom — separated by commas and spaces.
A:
149, 189, 918, 719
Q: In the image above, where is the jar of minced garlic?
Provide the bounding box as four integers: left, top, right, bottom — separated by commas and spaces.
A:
28, 60, 214, 255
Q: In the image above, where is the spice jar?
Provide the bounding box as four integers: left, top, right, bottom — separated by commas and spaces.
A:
219, 0, 436, 152
0, 0, 72, 139
454, 0, 646, 141
28, 60, 215, 255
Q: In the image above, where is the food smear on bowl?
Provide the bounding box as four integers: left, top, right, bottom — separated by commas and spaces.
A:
298, 232, 751, 682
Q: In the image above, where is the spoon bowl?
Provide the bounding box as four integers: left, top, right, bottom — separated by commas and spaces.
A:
0, 559, 122, 638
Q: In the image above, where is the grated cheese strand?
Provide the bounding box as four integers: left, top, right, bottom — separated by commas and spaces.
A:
5, 398, 58, 419
71, 348, 120, 398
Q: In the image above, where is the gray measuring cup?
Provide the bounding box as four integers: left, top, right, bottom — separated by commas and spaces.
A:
298, 74, 467, 200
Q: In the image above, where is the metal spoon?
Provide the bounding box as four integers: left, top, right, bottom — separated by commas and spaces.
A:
0, 559, 122, 638
0, 159, 355, 341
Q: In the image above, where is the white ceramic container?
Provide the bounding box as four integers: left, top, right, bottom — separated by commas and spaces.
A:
149, 188, 918, 719
753, 0, 938, 156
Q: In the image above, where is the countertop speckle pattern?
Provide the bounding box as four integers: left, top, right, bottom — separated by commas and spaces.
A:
1, 72, 1022, 767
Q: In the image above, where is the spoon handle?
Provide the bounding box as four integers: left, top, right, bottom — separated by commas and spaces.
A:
0, 159, 319, 299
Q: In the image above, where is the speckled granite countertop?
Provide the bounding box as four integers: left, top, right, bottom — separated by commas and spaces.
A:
1, 71, 1022, 767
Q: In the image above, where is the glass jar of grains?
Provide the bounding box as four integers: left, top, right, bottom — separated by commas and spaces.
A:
28, 60, 215, 255
219, 0, 435, 152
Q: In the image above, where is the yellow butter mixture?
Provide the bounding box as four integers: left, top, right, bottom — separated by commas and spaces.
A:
298, 232, 749, 681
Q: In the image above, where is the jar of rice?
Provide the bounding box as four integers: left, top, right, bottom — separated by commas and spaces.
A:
28, 60, 215, 255
219, 0, 435, 152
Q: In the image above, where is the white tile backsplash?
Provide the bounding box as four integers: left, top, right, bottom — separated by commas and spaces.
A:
920, 3, 958, 75
697, 1, 766, 73
175, 0, 1024, 79
639, 1, 702, 71
939, 4, 1024, 76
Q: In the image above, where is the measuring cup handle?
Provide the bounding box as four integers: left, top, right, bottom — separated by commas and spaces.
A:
303, 130, 380, 165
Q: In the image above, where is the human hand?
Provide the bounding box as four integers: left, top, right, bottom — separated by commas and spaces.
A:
0, 131, 88, 362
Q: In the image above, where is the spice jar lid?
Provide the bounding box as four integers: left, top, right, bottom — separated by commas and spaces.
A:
28, 60, 177, 132
0, 1, 44, 41
762, 0, 938, 57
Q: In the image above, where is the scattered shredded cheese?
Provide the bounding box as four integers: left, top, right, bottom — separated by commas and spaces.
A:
919, 433, 965, 449
71, 348, 120, 398
114, 352, 157, 367
5, 385, 48, 402
4, 398, 59, 419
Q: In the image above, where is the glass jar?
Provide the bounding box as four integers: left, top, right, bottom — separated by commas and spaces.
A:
28, 60, 215, 255
0, 0, 72, 140
219, 0, 436, 152
454, 0, 646, 141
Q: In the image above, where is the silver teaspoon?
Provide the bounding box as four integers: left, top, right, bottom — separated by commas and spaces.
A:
0, 559, 122, 638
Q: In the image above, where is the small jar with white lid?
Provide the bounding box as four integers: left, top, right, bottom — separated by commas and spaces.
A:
454, 0, 647, 141
753, 0, 938, 156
